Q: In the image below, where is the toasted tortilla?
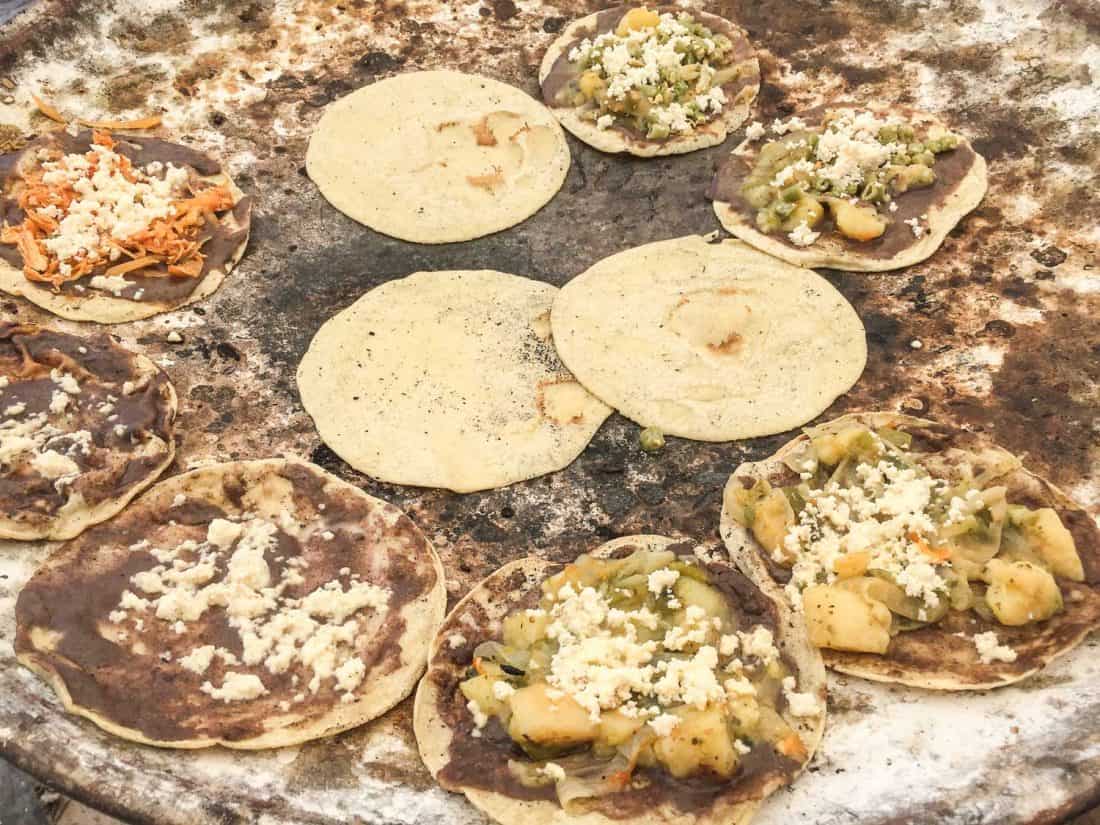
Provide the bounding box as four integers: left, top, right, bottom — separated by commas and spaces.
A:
0, 131, 251, 323
15, 458, 446, 749
550, 235, 866, 441
721, 412, 1100, 690
306, 70, 570, 244
297, 269, 611, 493
0, 323, 176, 541
710, 105, 987, 272
414, 535, 826, 825
538, 7, 760, 157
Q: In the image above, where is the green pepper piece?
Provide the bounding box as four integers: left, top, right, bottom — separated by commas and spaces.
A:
781, 184, 803, 203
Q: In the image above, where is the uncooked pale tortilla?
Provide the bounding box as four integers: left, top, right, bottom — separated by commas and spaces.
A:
297, 270, 611, 493
0, 131, 251, 323
306, 71, 570, 244
550, 236, 866, 441
539, 7, 760, 158
0, 322, 176, 541
16, 458, 445, 749
710, 105, 987, 272
414, 535, 826, 825
721, 412, 1100, 690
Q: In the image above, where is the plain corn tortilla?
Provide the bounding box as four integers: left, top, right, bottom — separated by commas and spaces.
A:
296, 269, 612, 493
414, 534, 827, 825
306, 70, 571, 244
720, 412, 1100, 690
550, 236, 867, 442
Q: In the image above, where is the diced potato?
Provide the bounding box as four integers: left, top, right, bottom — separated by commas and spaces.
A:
726, 694, 760, 732
834, 551, 870, 579
502, 610, 551, 649
946, 570, 975, 611
830, 200, 886, 242
1027, 508, 1084, 581
599, 710, 645, 746
674, 577, 730, 624
781, 196, 825, 232
578, 70, 605, 99
811, 425, 874, 466
803, 584, 892, 654
751, 489, 795, 558
508, 683, 598, 747
617, 7, 660, 35
460, 675, 508, 719
653, 707, 738, 778
984, 559, 1063, 626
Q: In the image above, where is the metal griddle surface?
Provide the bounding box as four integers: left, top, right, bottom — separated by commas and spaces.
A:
0, 0, 1098, 823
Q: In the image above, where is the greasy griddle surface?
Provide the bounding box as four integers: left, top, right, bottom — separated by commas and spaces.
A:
0, 1, 1097, 824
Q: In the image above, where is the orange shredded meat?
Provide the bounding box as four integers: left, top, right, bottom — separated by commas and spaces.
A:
0, 130, 234, 291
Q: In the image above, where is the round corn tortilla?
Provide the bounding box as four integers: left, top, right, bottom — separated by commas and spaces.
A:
306, 70, 571, 244
414, 534, 826, 825
0, 323, 176, 541
15, 458, 446, 749
538, 7, 760, 157
550, 235, 867, 442
0, 131, 251, 323
720, 412, 1100, 690
297, 269, 612, 493
711, 105, 987, 272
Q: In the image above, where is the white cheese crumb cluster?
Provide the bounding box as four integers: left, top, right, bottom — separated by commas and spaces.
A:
111, 514, 391, 704
522, 569, 819, 735
569, 13, 728, 137
0, 369, 93, 492
782, 443, 953, 612
35, 143, 189, 277
972, 630, 1018, 664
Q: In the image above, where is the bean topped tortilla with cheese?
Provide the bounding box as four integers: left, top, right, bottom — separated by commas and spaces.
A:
16, 458, 445, 749
710, 105, 987, 271
415, 536, 825, 825
0, 322, 176, 540
539, 6, 760, 157
722, 413, 1100, 690
0, 130, 251, 322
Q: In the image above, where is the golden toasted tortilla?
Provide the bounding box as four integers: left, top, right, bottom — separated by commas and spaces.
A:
710, 104, 987, 272
539, 7, 759, 157
721, 412, 1100, 690
0, 323, 176, 540
16, 458, 445, 749
0, 130, 251, 322
415, 535, 826, 825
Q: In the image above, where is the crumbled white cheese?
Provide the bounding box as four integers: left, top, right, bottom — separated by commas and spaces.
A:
201, 672, 268, 702
904, 217, 925, 238
180, 645, 217, 675
744, 121, 766, 140
788, 221, 821, 247
492, 680, 516, 701
782, 675, 822, 717
540, 762, 566, 782
649, 712, 681, 737
447, 632, 467, 649
647, 568, 680, 595
3, 403, 25, 417
973, 631, 1018, 664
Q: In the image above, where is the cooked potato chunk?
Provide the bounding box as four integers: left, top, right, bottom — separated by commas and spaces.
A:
653, 707, 738, 778
599, 710, 645, 746
751, 489, 795, 558
617, 7, 660, 34
578, 70, 606, 99
984, 559, 1062, 626
811, 425, 874, 466
830, 200, 886, 241
508, 683, 598, 747
834, 551, 870, 579
803, 584, 891, 654
502, 610, 551, 649
460, 675, 508, 719
674, 577, 730, 624
1027, 509, 1084, 581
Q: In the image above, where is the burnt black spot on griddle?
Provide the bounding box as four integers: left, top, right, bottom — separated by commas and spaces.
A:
1031, 246, 1068, 268
490, 0, 518, 21
542, 16, 566, 32
983, 320, 1016, 338
357, 51, 404, 77
215, 342, 242, 362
